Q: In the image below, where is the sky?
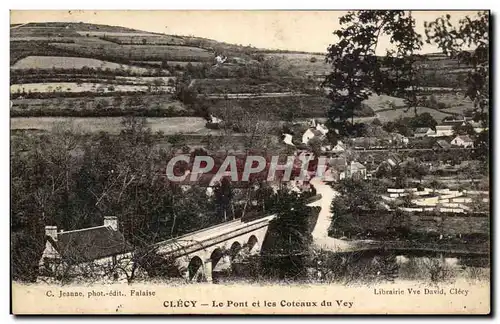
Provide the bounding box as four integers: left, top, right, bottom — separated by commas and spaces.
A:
10, 10, 482, 54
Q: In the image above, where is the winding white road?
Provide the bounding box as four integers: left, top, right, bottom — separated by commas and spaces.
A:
309, 177, 373, 252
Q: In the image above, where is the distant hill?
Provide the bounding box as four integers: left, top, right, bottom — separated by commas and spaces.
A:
10, 22, 474, 122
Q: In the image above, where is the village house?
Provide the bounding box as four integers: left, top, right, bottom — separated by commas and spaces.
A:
350, 137, 380, 149
450, 135, 474, 148
433, 125, 454, 137
322, 167, 340, 182
387, 153, 403, 167
344, 161, 367, 180
302, 128, 325, 144
442, 115, 467, 126
206, 114, 223, 129
282, 133, 294, 146
325, 157, 347, 180
315, 123, 329, 136
331, 141, 346, 153
414, 127, 436, 138
320, 145, 331, 153
469, 121, 488, 134
434, 139, 452, 150
389, 133, 409, 146
38, 216, 134, 281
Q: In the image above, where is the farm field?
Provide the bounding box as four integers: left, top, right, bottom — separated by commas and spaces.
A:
49, 42, 215, 62
10, 26, 81, 37
10, 37, 76, 42
191, 77, 313, 94
433, 92, 476, 114
75, 31, 161, 37
204, 92, 308, 99
12, 56, 151, 74
164, 61, 206, 67
10, 117, 209, 135
264, 52, 330, 76
10, 82, 174, 94
363, 94, 407, 111
206, 95, 332, 119
362, 93, 471, 122
100, 35, 185, 45
11, 94, 189, 118
375, 106, 453, 122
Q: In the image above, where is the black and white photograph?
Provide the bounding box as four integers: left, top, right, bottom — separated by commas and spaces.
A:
9, 9, 491, 315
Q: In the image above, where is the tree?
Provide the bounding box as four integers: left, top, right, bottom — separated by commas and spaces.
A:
473, 129, 489, 173
383, 117, 412, 137
452, 123, 476, 136
10, 120, 220, 283
213, 177, 234, 222
403, 160, 429, 182
324, 11, 423, 134
308, 136, 323, 157
425, 11, 489, 127
261, 189, 313, 279
409, 112, 437, 130
330, 178, 385, 237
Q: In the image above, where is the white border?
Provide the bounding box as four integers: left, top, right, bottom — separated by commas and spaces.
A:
2, 1, 498, 323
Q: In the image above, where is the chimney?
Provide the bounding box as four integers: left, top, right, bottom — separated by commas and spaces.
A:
45, 226, 58, 241
104, 216, 118, 231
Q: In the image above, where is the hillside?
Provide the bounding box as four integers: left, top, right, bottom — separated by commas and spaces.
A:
10, 22, 474, 128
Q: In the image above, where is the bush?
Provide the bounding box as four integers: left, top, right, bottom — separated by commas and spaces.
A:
310, 57, 317, 63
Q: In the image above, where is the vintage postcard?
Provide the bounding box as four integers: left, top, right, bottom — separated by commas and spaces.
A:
10, 10, 490, 315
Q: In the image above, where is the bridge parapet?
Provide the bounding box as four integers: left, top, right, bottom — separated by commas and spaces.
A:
156, 214, 276, 258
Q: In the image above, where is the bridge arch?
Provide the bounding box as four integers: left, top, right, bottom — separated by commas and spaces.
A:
210, 248, 224, 271
247, 235, 259, 253
229, 241, 242, 260
187, 256, 204, 282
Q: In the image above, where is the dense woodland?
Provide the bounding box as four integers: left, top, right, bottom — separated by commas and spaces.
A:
11, 117, 319, 281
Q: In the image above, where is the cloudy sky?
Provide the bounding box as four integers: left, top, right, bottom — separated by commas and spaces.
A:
10, 10, 482, 54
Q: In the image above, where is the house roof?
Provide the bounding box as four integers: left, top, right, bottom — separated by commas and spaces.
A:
390, 133, 407, 139
306, 129, 324, 137
333, 142, 346, 150
454, 135, 474, 143
351, 137, 379, 145
435, 139, 451, 148
350, 161, 366, 170
436, 125, 454, 130
49, 225, 133, 264
387, 153, 403, 164
414, 127, 431, 134
469, 121, 484, 128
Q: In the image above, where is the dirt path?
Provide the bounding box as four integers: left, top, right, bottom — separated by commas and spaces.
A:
309, 177, 374, 252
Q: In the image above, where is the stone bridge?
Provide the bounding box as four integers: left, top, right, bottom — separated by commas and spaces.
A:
153, 215, 276, 282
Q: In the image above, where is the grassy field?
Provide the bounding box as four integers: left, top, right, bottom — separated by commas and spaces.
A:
376, 106, 453, 122
100, 34, 185, 45
264, 52, 330, 76
363, 93, 466, 122
363, 94, 407, 111
9, 22, 474, 125
206, 95, 331, 119
10, 26, 82, 38
434, 93, 476, 114
10, 116, 209, 135
49, 42, 215, 62
11, 94, 189, 117
75, 31, 160, 37
10, 82, 174, 94
12, 56, 151, 73
192, 78, 299, 94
